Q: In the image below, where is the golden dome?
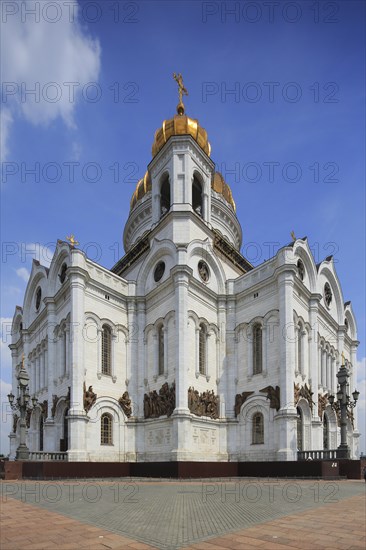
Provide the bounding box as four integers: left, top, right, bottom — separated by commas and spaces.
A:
152, 114, 211, 157
212, 172, 236, 212
130, 171, 152, 210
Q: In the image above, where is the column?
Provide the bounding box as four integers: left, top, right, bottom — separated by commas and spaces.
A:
300, 330, 306, 378
262, 323, 268, 377
43, 298, 57, 451
36, 353, 40, 392
126, 286, 138, 418
318, 345, 322, 389
309, 294, 322, 449
172, 265, 191, 412
68, 264, 88, 461
65, 325, 70, 376
137, 297, 146, 398
321, 348, 326, 387
276, 269, 297, 461
40, 350, 45, 389
171, 264, 192, 461
326, 352, 331, 391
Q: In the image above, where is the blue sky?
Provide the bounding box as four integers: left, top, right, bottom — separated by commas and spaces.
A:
1, 0, 365, 454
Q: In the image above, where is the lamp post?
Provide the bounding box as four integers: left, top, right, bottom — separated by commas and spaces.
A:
7, 357, 38, 460
328, 362, 359, 459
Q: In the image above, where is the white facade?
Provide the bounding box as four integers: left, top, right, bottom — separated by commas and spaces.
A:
9, 111, 360, 462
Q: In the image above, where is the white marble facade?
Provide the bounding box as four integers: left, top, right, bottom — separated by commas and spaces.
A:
9, 112, 360, 462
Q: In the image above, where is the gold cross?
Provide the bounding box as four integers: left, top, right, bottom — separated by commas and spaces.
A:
290, 230, 296, 242
66, 234, 79, 247
173, 73, 188, 114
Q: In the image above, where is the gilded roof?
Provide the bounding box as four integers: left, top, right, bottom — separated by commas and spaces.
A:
211, 172, 236, 212
152, 114, 211, 157
130, 171, 152, 210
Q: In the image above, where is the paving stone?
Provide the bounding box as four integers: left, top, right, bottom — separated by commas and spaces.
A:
1, 479, 365, 550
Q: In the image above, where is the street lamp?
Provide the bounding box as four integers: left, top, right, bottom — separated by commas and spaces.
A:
7, 356, 38, 460
328, 361, 359, 459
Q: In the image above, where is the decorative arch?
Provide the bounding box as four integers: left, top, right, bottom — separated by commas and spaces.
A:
136, 238, 177, 295
293, 239, 317, 292
11, 307, 23, 344
317, 261, 344, 325
48, 241, 71, 295
344, 303, 357, 340
188, 241, 226, 294
22, 262, 49, 327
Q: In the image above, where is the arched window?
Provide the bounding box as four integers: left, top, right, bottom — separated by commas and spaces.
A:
199, 323, 207, 375
101, 413, 113, 445
297, 324, 302, 375
296, 407, 303, 451
160, 175, 170, 217
63, 329, 67, 375
158, 325, 164, 376
252, 413, 264, 444
192, 176, 203, 216
253, 323, 262, 375
323, 414, 329, 450
102, 325, 112, 375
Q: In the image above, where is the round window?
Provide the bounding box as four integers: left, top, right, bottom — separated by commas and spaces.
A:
198, 260, 210, 283
154, 261, 165, 282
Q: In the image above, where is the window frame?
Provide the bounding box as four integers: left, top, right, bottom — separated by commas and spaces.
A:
252, 412, 264, 445
252, 323, 263, 375
101, 324, 112, 376
100, 412, 113, 446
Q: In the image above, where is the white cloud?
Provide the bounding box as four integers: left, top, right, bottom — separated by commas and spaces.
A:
1, 0, 101, 158
16, 267, 30, 282
0, 379, 12, 456
0, 109, 13, 162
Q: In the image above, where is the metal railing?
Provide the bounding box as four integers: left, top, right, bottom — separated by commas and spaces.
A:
28, 451, 67, 461
298, 449, 343, 461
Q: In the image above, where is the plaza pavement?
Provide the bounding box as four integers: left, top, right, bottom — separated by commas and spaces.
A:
1, 479, 365, 549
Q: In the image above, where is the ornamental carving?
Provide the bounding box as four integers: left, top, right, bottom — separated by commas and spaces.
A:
259, 385, 281, 411
144, 382, 175, 419
83, 383, 97, 413
294, 383, 315, 411
234, 391, 254, 417
119, 391, 132, 418
318, 393, 328, 419
188, 387, 220, 419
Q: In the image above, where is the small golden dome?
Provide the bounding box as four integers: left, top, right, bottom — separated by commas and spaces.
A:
130, 171, 152, 210
212, 172, 236, 212
152, 114, 211, 157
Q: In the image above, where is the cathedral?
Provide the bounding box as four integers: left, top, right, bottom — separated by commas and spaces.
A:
9, 76, 360, 463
